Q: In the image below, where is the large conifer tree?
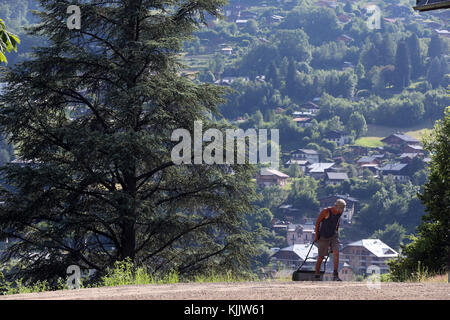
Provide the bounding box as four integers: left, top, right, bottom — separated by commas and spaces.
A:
0, 0, 259, 284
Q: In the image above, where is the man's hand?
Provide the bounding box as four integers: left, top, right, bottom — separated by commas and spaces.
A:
314, 235, 319, 243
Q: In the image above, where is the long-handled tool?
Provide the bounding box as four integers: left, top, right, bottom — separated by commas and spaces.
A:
292, 240, 330, 281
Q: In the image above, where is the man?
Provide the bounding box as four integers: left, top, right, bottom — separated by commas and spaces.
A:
313, 199, 346, 281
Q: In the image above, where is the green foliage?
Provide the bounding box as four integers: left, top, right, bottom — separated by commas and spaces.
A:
0, 18, 20, 64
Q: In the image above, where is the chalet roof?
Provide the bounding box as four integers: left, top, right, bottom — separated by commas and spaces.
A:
273, 243, 318, 261
260, 168, 289, 178
291, 149, 318, 155
308, 163, 335, 173
343, 239, 398, 258
326, 172, 349, 181
381, 133, 420, 144
379, 163, 408, 172
293, 117, 312, 122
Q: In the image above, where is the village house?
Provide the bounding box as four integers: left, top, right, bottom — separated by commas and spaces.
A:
293, 117, 313, 128
381, 133, 420, 147
286, 222, 316, 246
270, 243, 318, 270
356, 155, 384, 167
290, 149, 319, 164
300, 101, 320, 114
325, 172, 349, 186
306, 162, 335, 179
278, 204, 301, 221
402, 144, 424, 154
318, 194, 358, 225
256, 168, 289, 188
284, 159, 310, 172
324, 130, 351, 147
378, 163, 410, 182
341, 239, 399, 275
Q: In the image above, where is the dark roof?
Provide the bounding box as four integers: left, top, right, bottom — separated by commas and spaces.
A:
379, 163, 408, 172
291, 149, 318, 155
381, 133, 420, 144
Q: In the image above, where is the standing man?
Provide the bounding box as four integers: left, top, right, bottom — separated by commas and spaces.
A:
313, 199, 346, 281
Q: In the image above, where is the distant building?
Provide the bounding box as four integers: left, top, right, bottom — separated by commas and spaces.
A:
324, 130, 351, 147
381, 133, 420, 147
270, 243, 318, 270
256, 168, 289, 188
325, 172, 349, 185
307, 162, 335, 179
286, 222, 316, 246
290, 149, 319, 164
284, 159, 310, 172
300, 101, 320, 114
378, 163, 410, 182
341, 239, 399, 275
293, 117, 313, 128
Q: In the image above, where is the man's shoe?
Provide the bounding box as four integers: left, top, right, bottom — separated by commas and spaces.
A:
333, 271, 342, 281
314, 274, 321, 281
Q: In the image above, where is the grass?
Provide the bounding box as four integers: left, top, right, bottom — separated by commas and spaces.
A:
0, 258, 257, 295
353, 136, 384, 148
353, 122, 435, 148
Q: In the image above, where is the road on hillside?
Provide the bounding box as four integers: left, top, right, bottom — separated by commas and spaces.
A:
1, 281, 448, 300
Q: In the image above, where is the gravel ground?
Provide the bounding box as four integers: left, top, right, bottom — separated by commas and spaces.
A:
1, 281, 449, 300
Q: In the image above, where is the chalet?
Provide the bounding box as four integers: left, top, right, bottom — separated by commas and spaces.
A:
324, 130, 351, 147
290, 149, 319, 164
325, 172, 349, 186
284, 159, 310, 172
286, 222, 315, 246
341, 239, 399, 275
399, 153, 424, 164
270, 243, 318, 270
256, 168, 289, 188
300, 101, 320, 114
319, 194, 358, 225
381, 133, 420, 147
278, 204, 301, 219
402, 144, 424, 154
378, 163, 410, 182
356, 155, 383, 167
306, 162, 335, 179
293, 117, 312, 128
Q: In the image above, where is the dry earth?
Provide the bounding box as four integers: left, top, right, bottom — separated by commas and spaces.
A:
0, 281, 449, 300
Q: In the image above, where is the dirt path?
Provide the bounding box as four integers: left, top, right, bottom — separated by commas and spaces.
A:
1, 281, 448, 300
